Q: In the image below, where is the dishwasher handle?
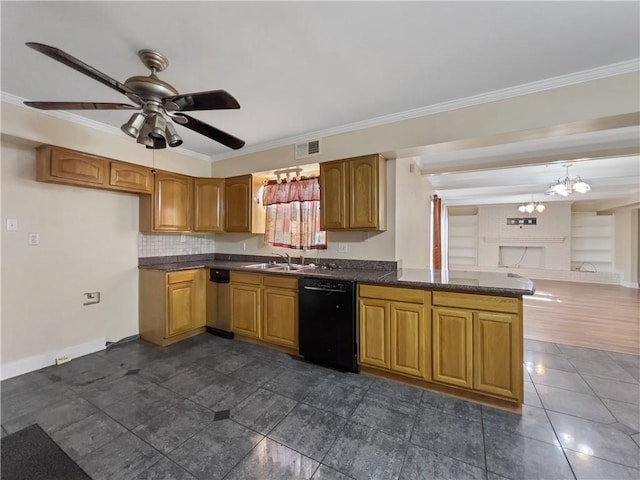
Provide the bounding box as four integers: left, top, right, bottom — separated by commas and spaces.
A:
302, 285, 347, 293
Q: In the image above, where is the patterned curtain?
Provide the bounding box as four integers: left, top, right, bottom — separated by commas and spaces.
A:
263, 177, 327, 249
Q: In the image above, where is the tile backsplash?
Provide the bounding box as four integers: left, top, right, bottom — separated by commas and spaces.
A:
138, 233, 215, 258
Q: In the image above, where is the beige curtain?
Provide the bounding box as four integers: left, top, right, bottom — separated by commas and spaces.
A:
263, 178, 326, 249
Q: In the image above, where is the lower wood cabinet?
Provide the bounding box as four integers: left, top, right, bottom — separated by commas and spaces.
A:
139, 269, 206, 346
360, 286, 523, 405
230, 272, 298, 349
473, 311, 520, 398
432, 307, 473, 388
359, 285, 429, 380
431, 292, 522, 401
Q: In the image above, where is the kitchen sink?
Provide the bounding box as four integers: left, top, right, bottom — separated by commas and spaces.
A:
242, 262, 315, 272
242, 263, 282, 270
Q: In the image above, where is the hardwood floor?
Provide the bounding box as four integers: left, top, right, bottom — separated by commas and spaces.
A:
523, 279, 640, 355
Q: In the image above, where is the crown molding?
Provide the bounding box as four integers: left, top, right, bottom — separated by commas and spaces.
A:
209, 58, 640, 163
4, 58, 638, 165
0, 92, 211, 162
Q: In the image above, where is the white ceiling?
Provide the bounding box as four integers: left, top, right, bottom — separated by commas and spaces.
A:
1, 1, 639, 206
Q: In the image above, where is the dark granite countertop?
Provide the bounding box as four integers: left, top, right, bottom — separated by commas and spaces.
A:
139, 258, 534, 297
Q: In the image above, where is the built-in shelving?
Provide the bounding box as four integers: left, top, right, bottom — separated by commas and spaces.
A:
571, 213, 614, 273
448, 215, 478, 266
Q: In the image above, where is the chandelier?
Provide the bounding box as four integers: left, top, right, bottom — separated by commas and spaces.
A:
518, 201, 546, 213
545, 164, 591, 196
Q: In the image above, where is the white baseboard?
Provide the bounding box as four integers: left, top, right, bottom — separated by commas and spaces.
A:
620, 280, 640, 289
0, 337, 106, 381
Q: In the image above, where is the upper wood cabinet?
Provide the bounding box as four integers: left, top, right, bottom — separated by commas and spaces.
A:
319, 161, 348, 229
194, 178, 225, 232
225, 175, 252, 232
37, 145, 108, 187
140, 171, 193, 232
109, 161, 153, 194
224, 174, 265, 234
320, 154, 386, 231
36, 145, 153, 194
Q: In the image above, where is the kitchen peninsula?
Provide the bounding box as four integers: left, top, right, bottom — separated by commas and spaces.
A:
139, 256, 534, 412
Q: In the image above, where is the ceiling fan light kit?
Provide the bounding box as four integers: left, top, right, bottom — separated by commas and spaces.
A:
23, 42, 245, 150
545, 163, 591, 196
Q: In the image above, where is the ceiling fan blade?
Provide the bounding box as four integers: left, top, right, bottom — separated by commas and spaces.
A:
179, 114, 245, 150
26, 42, 139, 100
24, 101, 139, 110
164, 90, 240, 111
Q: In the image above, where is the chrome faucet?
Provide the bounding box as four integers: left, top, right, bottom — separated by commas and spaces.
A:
273, 252, 291, 265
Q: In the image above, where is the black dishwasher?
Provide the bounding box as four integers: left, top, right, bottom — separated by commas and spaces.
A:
298, 278, 358, 373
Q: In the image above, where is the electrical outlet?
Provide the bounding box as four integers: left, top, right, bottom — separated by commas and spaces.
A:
83, 292, 100, 306
338, 243, 348, 253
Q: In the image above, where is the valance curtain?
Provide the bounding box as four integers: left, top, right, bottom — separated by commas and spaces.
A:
263, 177, 326, 249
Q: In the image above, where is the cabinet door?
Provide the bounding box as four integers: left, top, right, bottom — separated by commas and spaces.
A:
194, 178, 225, 232
230, 283, 261, 338
359, 299, 390, 368
109, 162, 152, 193
263, 287, 298, 348
154, 172, 193, 231
49, 148, 107, 186
225, 175, 252, 232
390, 302, 427, 379
432, 307, 473, 388
349, 155, 379, 229
474, 312, 520, 399
166, 270, 205, 337
320, 160, 348, 229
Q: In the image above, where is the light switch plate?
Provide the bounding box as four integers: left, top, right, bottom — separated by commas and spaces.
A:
28, 233, 39, 245
6, 219, 18, 231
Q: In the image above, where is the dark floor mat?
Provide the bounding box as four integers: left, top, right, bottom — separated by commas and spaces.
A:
1, 424, 92, 480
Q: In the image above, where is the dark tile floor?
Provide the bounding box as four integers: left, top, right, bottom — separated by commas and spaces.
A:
1, 334, 639, 480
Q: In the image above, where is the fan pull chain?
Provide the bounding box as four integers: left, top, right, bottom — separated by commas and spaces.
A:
151, 148, 157, 174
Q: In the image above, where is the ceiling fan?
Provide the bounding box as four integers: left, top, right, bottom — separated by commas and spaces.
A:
23, 42, 245, 150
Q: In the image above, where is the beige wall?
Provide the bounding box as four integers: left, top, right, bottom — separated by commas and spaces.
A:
395, 157, 433, 268
1, 141, 139, 374
210, 72, 640, 178
614, 208, 639, 286
0, 104, 212, 378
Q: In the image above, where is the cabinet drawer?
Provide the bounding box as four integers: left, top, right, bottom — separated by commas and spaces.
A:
167, 270, 198, 284
359, 284, 426, 304
263, 275, 298, 290
230, 271, 262, 285
432, 292, 518, 314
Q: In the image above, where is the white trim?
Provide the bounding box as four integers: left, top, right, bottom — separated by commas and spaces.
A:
620, 280, 640, 289
0, 92, 211, 163
0, 337, 106, 381
209, 58, 640, 163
